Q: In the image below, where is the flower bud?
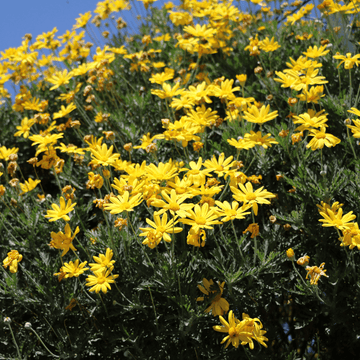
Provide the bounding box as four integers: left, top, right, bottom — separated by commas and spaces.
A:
286, 248, 295, 260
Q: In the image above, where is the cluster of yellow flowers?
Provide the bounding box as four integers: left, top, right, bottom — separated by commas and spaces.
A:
318, 201, 360, 250
286, 248, 328, 286
197, 278, 268, 349
2, 250, 23, 273
53, 247, 119, 294
3, 0, 360, 355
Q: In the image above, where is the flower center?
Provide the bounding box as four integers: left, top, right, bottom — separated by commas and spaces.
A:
246, 193, 257, 201
196, 216, 207, 225
226, 209, 237, 217
333, 219, 343, 226
97, 276, 106, 284
169, 202, 180, 211
229, 327, 238, 338
316, 132, 326, 139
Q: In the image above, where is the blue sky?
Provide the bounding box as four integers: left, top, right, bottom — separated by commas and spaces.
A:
0, 0, 168, 54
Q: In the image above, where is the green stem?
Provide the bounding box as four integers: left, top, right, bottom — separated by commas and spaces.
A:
231, 220, 245, 262
252, 209, 257, 266
52, 167, 62, 193
148, 286, 159, 329
98, 293, 109, 317
102, 209, 118, 258
29, 326, 60, 358
349, 69, 353, 107
347, 126, 357, 159
7, 322, 22, 359
291, 259, 309, 289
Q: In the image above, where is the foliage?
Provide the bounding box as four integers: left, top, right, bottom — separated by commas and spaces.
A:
1, 0, 360, 359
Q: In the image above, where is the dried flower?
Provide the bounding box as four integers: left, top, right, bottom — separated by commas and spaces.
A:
297, 255, 310, 266
306, 262, 328, 285
243, 223, 259, 238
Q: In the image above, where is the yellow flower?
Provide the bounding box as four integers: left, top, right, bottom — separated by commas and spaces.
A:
213, 311, 268, 349
139, 212, 183, 243
297, 85, 325, 104
190, 184, 223, 198
306, 263, 328, 285
340, 223, 360, 250
291, 132, 303, 145
203, 153, 236, 178
212, 79, 240, 101
319, 208, 356, 230
197, 278, 229, 316
89, 248, 116, 272
53, 103, 77, 119
146, 162, 179, 182
49, 223, 80, 256
236, 74, 247, 87
183, 24, 216, 38
149, 68, 175, 84
227, 138, 256, 150
151, 189, 193, 218
46, 69, 73, 90
73, 12, 92, 29
259, 37, 281, 52
133, 133, 164, 150
297, 255, 310, 266
316, 201, 343, 215
14, 117, 35, 138
333, 53, 360, 69
19, 178, 41, 195
186, 228, 206, 247
180, 203, 222, 231
244, 131, 278, 149
288, 67, 328, 91
151, 82, 183, 99
292, 112, 328, 132
286, 248, 295, 260
303, 45, 330, 58
45, 197, 77, 222
60, 259, 89, 278
89, 143, 120, 167
215, 201, 251, 222
142, 230, 162, 249
0, 146, 19, 161
346, 119, 360, 138
86, 172, 104, 189
306, 126, 341, 150
243, 104, 278, 125
29, 133, 64, 156
180, 157, 213, 187
231, 182, 275, 216
103, 191, 143, 214
3, 250, 23, 273
86, 269, 119, 294
243, 223, 260, 238
347, 107, 360, 118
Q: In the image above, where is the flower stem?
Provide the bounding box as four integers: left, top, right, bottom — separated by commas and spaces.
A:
29, 326, 60, 358
231, 220, 245, 262
252, 209, 257, 266
346, 126, 357, 159
7, 322, 22, 360
349, 69, 353, 108
148, 286, 159, 329
52, 167, 62, 193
